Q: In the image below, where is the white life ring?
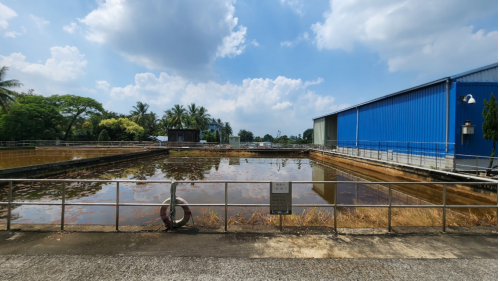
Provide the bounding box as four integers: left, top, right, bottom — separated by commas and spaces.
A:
160, 197, 192, 229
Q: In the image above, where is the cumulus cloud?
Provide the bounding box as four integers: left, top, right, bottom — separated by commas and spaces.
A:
106, 72, 334, 135
0, 3, 16, 29
96, 80, 110, 92
63, 22, 79, 34
0, 46, 86, 82
312, 0, 498, 74
78, 0, 247, 77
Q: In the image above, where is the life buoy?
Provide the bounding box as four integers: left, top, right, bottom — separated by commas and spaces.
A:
226, 145, 231, 148
160, 197, 192, 229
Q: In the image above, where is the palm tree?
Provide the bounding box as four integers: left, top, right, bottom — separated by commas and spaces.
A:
165, 104, 186, 129
194, 106, 211, 130
222, 122, 233, 143
129, 101, 149, 127
0, 66, 22, 112
145, 112, 159, 136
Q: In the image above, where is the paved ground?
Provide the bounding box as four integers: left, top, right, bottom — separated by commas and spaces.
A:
0, 227, 497, 280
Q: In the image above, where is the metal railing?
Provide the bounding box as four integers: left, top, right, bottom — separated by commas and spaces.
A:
313, 140, 498, 174
0, 179, 496, 233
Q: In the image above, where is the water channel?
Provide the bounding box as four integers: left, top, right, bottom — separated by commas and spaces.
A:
0, 151, 496, 227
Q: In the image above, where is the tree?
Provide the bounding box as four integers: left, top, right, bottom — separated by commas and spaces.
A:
99, 118, 144, 141
0, 66, 22, 112
0, 102, 63, 140
482, 93, 498, 176
238, 129, 254, 142
221, 122, 233, 143
50, 95, 104, 140
165, 104, 186, 129
129, 101, 150, 127
263, 134, 274, 142
303, 128, 313, 142
98, 129, 110, 142
215, 130, 220, 143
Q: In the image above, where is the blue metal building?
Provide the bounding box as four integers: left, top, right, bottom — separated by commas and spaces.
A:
313, 63, 498, 169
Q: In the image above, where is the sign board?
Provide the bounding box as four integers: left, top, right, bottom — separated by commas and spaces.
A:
270, 182, 292, 215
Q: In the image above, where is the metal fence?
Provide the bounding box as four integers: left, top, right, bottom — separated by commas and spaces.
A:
314, 140, 498, 174
0, 179, 496, 233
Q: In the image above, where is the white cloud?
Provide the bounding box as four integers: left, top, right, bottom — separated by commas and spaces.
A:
0, 3, 16, 29
106, 72, 333, 135
280, 0, 304, 16
63, 22, 79, 34
251, 39, 259, 47
78, 0, 247, 77
4, 26, 25, 38
312, 0, 498, 74
30, 15, 49, 30
96, 80, 110, 91
0, 46, 87, 82
280, 32, 309, 47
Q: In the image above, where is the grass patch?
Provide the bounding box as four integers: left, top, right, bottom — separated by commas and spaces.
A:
193, 207, 497, 228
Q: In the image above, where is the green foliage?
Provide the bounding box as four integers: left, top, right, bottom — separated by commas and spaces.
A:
203, 130, 216, 142
0, 66, 22, 112
97, 129, 110, 142
0, 102, 63, 140
303, 128, 313, 141
215, 130, 220, 143
482, 93, 498, 172
263, 134, 274, 142
99, 118, 144, 141
482, 93, 498, 142
238, 129, 254, 142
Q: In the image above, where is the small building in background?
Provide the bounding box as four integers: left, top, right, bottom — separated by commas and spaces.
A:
229, 136, 240, 148
168, 129, 200, 142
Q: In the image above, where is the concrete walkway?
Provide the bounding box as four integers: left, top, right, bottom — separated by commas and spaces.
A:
0, 228, 497, 280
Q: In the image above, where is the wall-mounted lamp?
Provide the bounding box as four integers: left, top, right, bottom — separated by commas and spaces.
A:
461, 94, 476, 104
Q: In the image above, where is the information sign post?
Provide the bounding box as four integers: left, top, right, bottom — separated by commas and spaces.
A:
270, 182, 292, 231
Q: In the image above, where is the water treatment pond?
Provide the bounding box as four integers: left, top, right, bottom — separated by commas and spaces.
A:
0, 148, 143, 169
1, 154, 496, 226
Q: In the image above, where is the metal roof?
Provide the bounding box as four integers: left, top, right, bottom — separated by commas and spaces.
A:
313, 62, 498, 120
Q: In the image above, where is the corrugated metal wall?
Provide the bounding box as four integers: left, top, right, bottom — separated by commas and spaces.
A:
357, 82, 447, 143
337, 109, 357, 142
455, 82, 498, 157
313, 118, 325, 145
455, 67, 498, 83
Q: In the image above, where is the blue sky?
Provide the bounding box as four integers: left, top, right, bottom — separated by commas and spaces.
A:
0, 0, 497, 138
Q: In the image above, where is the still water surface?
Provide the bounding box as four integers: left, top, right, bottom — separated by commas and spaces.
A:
0, 154, 495, 226
0, 149, 142, 169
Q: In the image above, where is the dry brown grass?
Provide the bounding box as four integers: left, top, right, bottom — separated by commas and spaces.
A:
193, 207, 497, 228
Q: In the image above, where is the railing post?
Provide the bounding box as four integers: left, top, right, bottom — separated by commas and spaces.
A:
7, 181, 12, 230
420, 143, 423, 166
61, 183, 66, 231
378, 142, 380, 160
170, 180, 177, 227
442, 184, 446, 233
388, 184, 392, 233
116, 182, 120, 231
407, 142, 410, 164
453, 143, 456, 171
334, 183, 337, 234
476, 157, 479, 176
225, 182, 228, 232
435, 143, 438, 168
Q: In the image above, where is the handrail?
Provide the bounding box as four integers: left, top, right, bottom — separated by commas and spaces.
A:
0, 179, 496, 233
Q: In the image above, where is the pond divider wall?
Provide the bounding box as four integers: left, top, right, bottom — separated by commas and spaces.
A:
0, 148, 169, 179
309, 151, 497, 199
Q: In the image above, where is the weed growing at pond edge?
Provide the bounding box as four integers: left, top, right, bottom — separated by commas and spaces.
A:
193, 207, 497, 228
